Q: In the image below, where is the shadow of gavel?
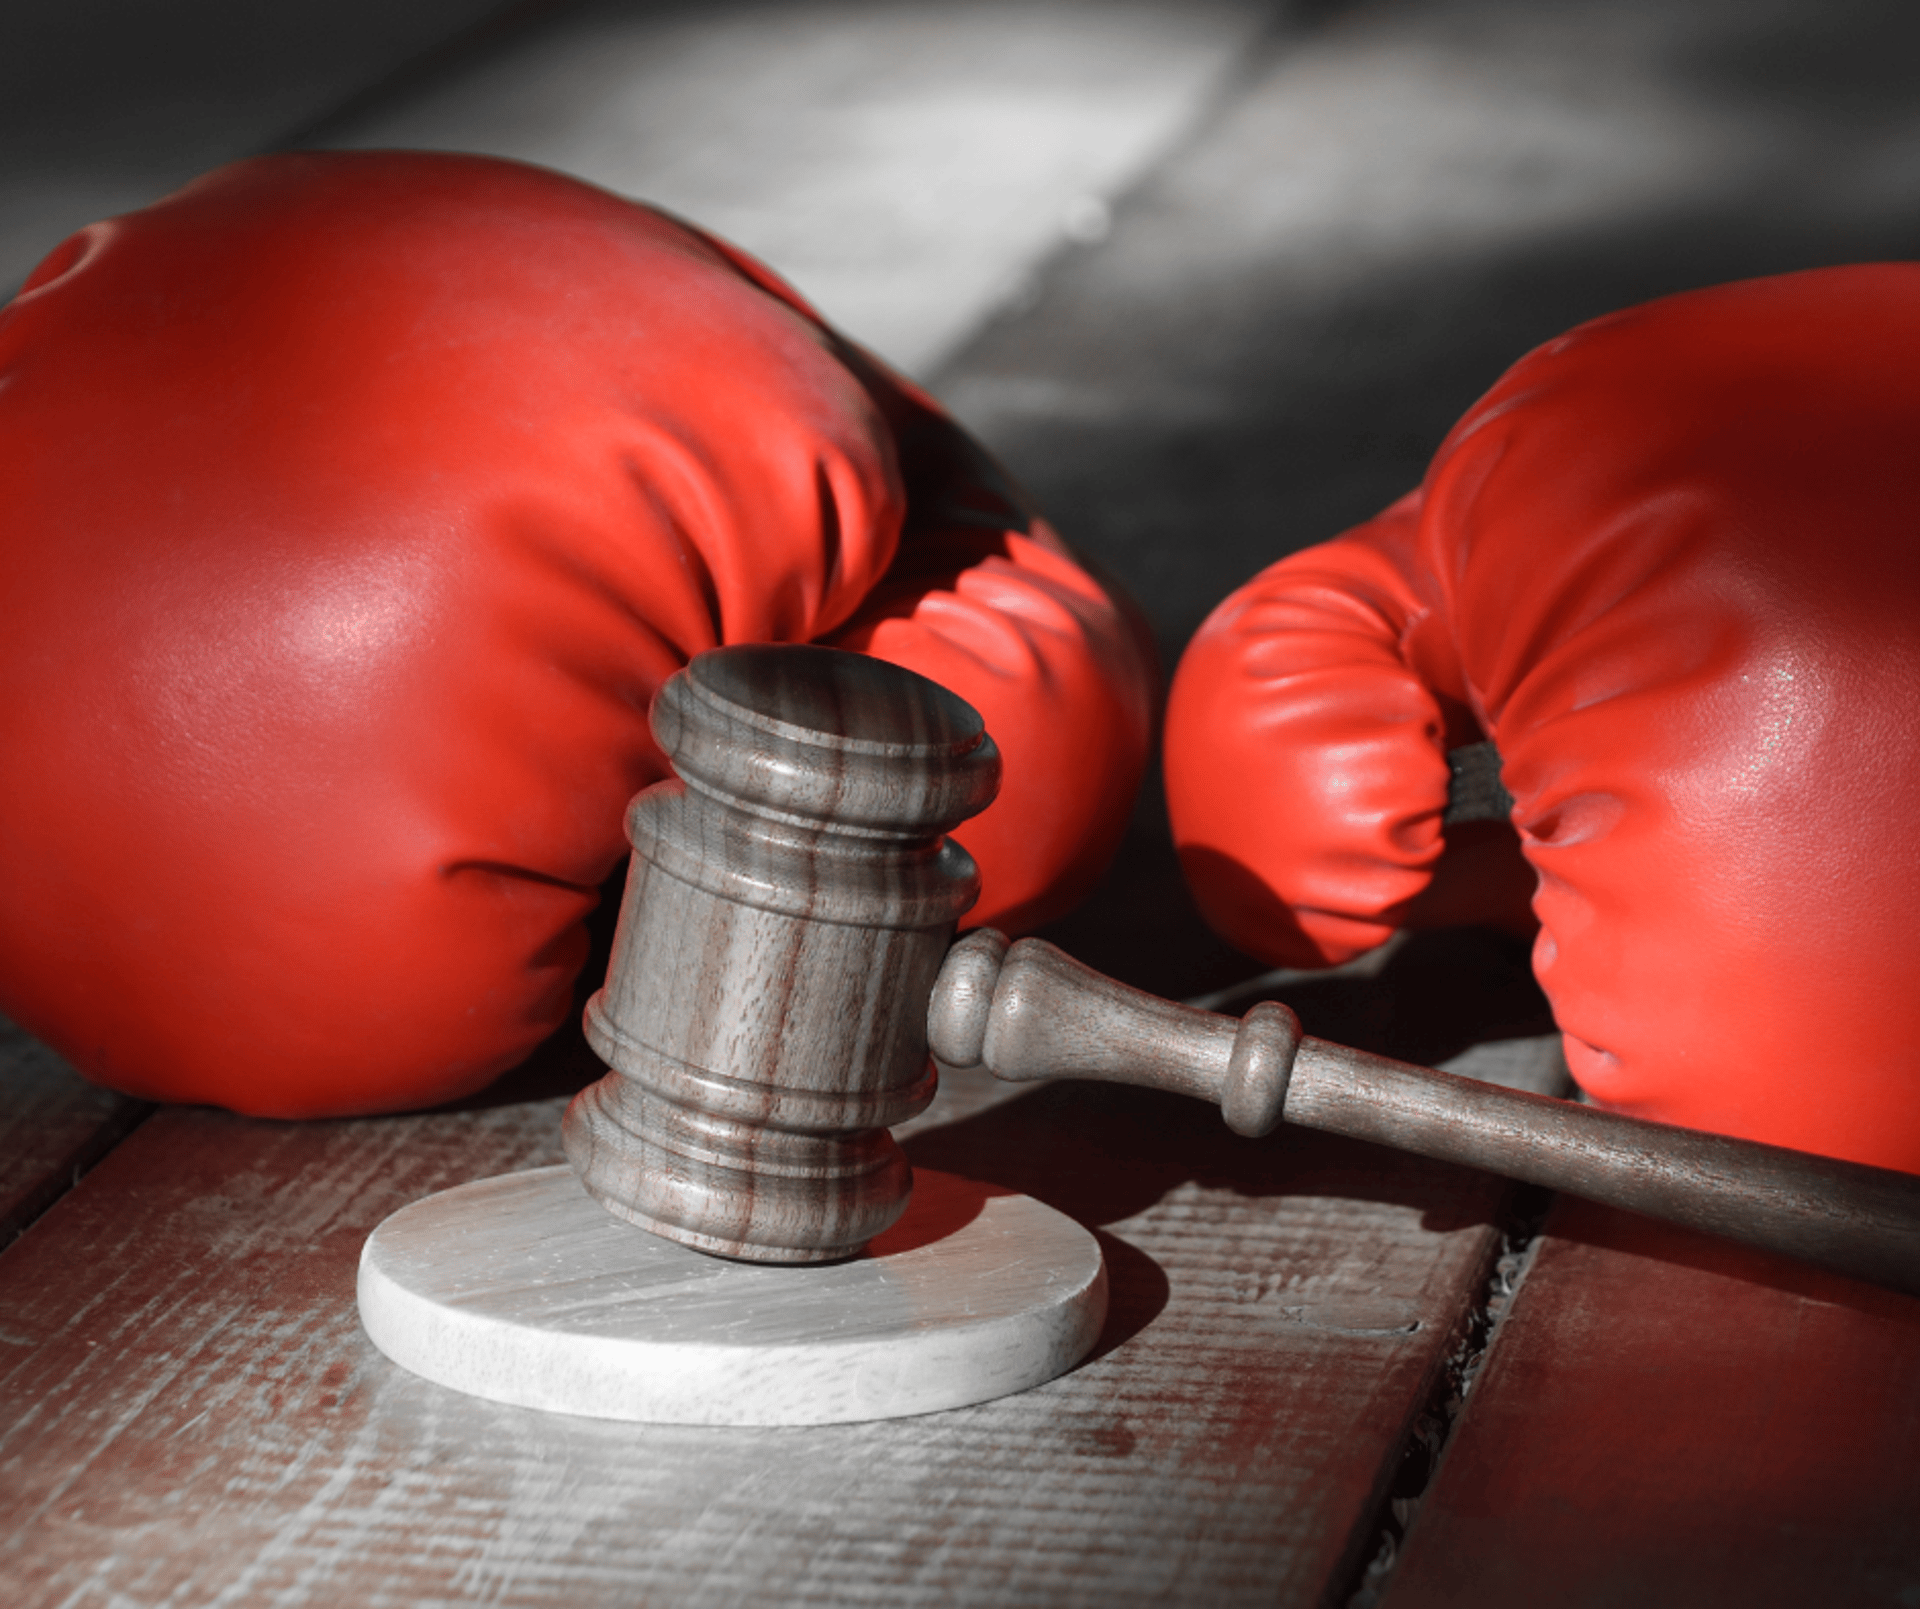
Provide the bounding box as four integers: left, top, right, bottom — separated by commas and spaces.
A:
561, 644, 1920, 1296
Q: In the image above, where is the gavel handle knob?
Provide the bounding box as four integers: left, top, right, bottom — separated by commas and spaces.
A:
927, 930, 1920, 1298
928, 928, 1299, 1137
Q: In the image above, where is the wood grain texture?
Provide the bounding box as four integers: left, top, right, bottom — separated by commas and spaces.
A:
0, 1015, 150, 1244
932, 934, 1920, 1295
358, 1165, 1106, 1425
0, 1054, 1511, 1607
1384, 1195, 1920, 1609
567, 645, 1000, 1263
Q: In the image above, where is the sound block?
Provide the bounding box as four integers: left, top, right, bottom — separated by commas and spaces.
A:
357, 1165, 1107, 1425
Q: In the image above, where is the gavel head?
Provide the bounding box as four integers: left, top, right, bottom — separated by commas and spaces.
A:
563, 644, 1001, 1263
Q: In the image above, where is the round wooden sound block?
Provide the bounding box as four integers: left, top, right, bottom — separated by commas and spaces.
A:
357, 1165, 1107, 1425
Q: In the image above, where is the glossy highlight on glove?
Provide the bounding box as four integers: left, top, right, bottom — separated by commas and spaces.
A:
1167, 267, 1920, 1171
0, 152, 1153, 1116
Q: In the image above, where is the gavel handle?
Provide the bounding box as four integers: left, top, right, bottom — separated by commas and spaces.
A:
928, 930, 1920, 1298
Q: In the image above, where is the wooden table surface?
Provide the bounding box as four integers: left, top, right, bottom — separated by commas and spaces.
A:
0, 1003, 1531, 1606
1387, 1197, 1920, 1609
6, 962, 1917, 1607
6, 1, 1920, 1603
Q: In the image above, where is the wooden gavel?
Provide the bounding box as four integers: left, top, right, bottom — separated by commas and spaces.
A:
561, 644, 1920, 1296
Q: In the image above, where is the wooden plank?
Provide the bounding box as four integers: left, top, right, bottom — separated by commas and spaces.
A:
0, 1033, 1513, 1607
1383, 1195, 1920, 1609
317, 0, 1273, 377
0, 1016, 149, 1246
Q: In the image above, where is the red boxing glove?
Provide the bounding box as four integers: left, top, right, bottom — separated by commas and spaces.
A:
1167, 267, 1920, 1172
0, 152, 1152, 1117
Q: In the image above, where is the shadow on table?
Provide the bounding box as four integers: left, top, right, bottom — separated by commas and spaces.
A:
903, 1075, 1505, 1235
901, 1069, 1510, 1357
903, 923, 1546, 1244
899, 921, 1556, 1361
1199, 925, 1554, 1070
425, 1014, 607, 1114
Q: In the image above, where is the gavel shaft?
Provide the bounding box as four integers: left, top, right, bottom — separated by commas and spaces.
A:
928, 931, 1920, 1298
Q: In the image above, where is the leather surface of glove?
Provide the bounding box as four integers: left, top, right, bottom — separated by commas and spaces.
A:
1166, 266, 1920, 1170
0, 152, 1152, 1116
